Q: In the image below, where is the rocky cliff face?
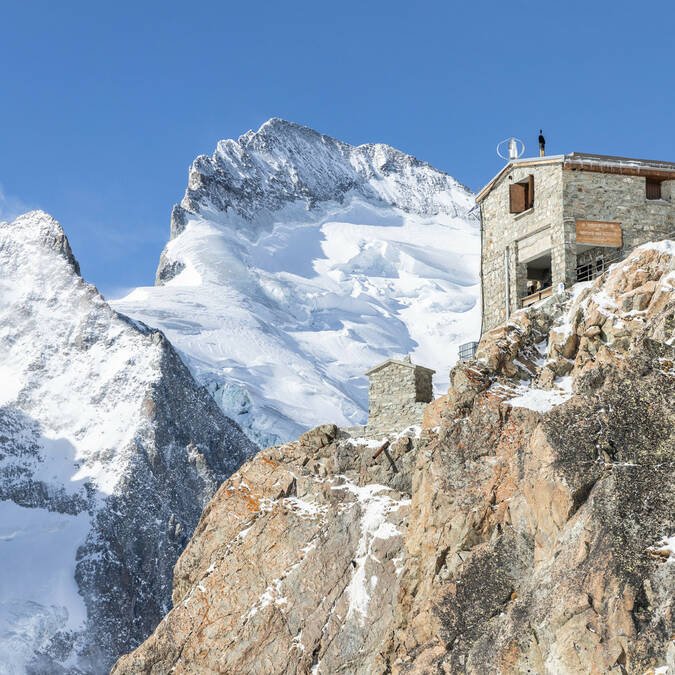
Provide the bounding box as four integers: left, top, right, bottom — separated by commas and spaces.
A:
0, 211, 255, 673
113, 241, 674, 674
111, 422, 420, 674
113, 119, 479, 447
383, 241, 675, 674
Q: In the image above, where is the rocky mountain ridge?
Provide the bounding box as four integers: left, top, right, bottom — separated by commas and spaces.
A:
0, 211, 255, 673
165, 117, 474, 259
113, 240, 674, 674
113, 119, 480, 447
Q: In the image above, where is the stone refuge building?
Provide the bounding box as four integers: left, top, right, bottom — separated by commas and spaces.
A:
476, 152, 675, 332
364, 355, 435, 435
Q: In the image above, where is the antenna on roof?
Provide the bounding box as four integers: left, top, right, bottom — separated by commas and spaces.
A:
497, 137, 525, 161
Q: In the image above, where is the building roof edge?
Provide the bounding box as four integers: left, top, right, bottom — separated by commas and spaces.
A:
476, 151, 675, 204
365, 358, 436, 376
475, 155, 565, 203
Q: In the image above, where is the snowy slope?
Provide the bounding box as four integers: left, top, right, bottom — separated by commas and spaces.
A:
0, 211, 254, 673
114, 119, 480, 446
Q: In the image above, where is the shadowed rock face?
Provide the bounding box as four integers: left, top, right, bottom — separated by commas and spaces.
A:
114, 242, 674, 675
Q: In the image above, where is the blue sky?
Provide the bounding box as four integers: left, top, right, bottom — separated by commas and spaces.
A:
2, 0, 674, 297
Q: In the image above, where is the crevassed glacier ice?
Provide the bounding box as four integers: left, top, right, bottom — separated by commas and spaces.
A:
113, 119, 480, 446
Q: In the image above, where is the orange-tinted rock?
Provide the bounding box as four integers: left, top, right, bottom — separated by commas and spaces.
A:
422, 394, 450, 429
114, 243, 675, 675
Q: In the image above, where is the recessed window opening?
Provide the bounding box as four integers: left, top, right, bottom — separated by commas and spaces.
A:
646, 178, 662, 200
522, 252, 552, 306
509, 174, 535, 214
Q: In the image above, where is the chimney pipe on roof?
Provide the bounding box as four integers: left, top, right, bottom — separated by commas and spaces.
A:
539, 129, 546, 157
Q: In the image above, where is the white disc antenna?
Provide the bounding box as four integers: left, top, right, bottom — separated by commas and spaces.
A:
497, 137, 525, 161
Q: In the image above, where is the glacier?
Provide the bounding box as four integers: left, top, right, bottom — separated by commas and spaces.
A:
113, 119, 480, 446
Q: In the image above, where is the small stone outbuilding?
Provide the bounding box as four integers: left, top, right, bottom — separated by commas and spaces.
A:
365, 355, 435, 435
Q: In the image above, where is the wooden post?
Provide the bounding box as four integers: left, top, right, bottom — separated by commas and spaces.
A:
372, 440, 390, 459
383, 447, 399, 473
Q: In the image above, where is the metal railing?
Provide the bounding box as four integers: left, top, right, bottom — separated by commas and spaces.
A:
576, 249, 624, 282
458, 341, 479, 361
521, 286, 553, 307
576, 229, 675, 283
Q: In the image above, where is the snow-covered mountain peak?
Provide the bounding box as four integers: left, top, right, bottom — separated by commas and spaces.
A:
2, 210, 160, 494
5, 209, 81, 274
171, 118, 474, 253
1, 211, 254, 671
115, 121, 480, 447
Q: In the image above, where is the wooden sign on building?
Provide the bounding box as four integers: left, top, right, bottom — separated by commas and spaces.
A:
575, 220, 622, 247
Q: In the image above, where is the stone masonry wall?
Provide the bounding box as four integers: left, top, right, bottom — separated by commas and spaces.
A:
366, 363, 433, 436
481, 162, 675, 334
480, 161, 564, 333
562, 171, 675, 252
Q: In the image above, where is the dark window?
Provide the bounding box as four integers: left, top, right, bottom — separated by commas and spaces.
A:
509, 175, 535, 213
646, 178, 662, 200
526, 174, 535, 209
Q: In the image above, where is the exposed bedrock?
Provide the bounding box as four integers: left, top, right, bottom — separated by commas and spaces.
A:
114, 243, 675, 674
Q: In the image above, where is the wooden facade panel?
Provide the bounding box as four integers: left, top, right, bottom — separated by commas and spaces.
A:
563, 163, 675, 180
509, 183, 526, 213
576, 220, 622, 247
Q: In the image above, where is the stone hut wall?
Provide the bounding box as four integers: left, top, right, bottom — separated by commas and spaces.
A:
480, 162, 675, 334
480, 162, 565, 334
562, 171, 675, 252
366, 362, 432, 435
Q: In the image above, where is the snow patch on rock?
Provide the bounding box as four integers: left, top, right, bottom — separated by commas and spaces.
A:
505, 376, 574, 413
332, 479, 410, 625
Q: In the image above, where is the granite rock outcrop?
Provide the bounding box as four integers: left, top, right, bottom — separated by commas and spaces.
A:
114, 242, 674, 674
113, 425, 422, 673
